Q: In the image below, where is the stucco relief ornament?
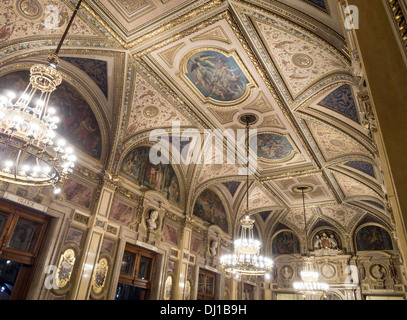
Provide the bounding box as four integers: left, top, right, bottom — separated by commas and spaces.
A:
56, 249, 76, 289
370, 264, 387, 281
313, 232, 343, 256
92, 258, 109, 294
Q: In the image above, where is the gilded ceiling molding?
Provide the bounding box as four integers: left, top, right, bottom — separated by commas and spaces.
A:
234, 0, 348, 59
259, 167, 321, 182
246, 14, 353, 102
80, 0, 128, 48
231, 3, 353, 110
134, 10, 230, 57
328, 165, 382, 195
385, 0, 407, 57
207, 108, 239, 125
290, 75, 359, 110
127, 0, 225, 50
190, 25, 232, 44
300, 116, 375, 164
134, 57, 208, 129
107, 59, 135, 173
297, 107, 375, 153
329, 169, 385, 202
242, 91, 274, 113
158, 42, 187, 68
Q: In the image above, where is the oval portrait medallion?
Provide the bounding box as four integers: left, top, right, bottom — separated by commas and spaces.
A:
143, 105, 160, 119
15, 0, 44, 21
292, 53, 314, 68
321, 263, 336, 279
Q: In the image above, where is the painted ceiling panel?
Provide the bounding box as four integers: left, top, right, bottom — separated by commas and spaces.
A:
0, 0, 390, 237
317, 84, 360, 123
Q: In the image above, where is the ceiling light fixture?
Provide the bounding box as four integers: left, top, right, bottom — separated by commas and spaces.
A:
293, 186, 329, 296
220, 114, 273, 277
0, 0, 83, 191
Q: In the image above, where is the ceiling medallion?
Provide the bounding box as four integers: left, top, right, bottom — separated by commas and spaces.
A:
15, 0, 44, 21
143, 105, 160, 119
238, 113, 258, 126
178, 48, 256, 107
292, 185, 314, 194
291, 53, 314, 69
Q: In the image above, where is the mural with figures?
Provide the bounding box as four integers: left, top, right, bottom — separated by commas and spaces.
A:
251, 133, 295, 161
193, 189, 228, 233
120, 146, 180, 204
0, 71, 102, 159
184, 50, 251, 103
355, 225, 393, 251
272, 231, 301, 254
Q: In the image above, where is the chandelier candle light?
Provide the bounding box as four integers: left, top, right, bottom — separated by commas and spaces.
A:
0, 0, 83, 193
220, 114, 273, 278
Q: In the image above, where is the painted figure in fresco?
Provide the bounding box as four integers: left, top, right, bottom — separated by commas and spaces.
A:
251, 133, 295, 161
186, 51, 249, 102
272, 231, 300, 255
356, 225, 393, 251
120, 147, 180, 203
193, 189, 228, 233
74, 117, 98, 154
0, 71, 102, 160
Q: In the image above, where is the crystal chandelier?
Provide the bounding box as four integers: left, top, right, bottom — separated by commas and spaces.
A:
292, 186, 329, 295
0, 0, 83, 193
220, 115, 273, 277
293, 256, 329, 294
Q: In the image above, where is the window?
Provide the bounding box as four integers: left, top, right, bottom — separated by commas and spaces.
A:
115, 244, 156, 300
0, 200, 50, 299
197, 269, 216, 300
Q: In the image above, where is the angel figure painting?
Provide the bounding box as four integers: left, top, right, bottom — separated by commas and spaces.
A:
185, 50, 250, 103
251, 133, 295, 161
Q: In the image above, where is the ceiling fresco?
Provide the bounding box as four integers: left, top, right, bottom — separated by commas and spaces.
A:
0, 0, 390, 242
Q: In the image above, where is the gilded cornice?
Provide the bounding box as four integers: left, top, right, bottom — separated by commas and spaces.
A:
81, 0, 226, 50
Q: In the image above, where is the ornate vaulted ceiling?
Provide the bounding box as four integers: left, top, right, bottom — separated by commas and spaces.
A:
0, 0, 389, 242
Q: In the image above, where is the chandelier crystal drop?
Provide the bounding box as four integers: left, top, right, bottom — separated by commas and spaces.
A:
0, 1, 84, 191
220, 214, 273, 276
